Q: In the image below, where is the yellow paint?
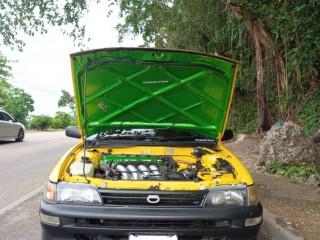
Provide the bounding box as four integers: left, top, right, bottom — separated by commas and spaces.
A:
50, 143, 254, 190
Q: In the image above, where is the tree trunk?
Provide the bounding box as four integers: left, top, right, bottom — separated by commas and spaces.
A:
294, 33, 303, 90
273, 49, 287, 116
229, 3, 273, 131
253, 31, 273, 131
251, 18, 288, 117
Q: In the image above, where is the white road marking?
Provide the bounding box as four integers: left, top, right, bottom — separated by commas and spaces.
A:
0, 186, 43, 216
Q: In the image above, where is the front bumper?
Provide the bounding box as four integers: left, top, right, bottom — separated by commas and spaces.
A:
40, 201, 262, 240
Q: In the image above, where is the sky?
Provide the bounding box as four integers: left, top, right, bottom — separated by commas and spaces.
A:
2, 2, 142, 117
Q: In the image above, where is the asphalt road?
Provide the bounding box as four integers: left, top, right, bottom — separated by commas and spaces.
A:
0, 131, 78, 239
0, 131, 268, 240
0, 131, 79, 211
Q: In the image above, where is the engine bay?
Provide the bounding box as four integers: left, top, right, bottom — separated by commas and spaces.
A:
67, 147, 236, 183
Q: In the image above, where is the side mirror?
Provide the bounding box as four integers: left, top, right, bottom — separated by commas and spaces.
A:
221, 129, 233, 141
66, 126, 81, 139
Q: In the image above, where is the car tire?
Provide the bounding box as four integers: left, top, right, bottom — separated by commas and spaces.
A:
15, 128, 24, 142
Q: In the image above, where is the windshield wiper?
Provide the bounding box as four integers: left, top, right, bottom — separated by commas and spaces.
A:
95, 135, 165, 141
157, 135, 214, 142
88, 135, 165, 147
95, 135, 214, 142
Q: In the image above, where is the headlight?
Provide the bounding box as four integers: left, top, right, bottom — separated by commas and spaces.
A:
43, 181, 57, 203
57, 183, 102, 205
248, 185, 260, 206
205, 185, 247, 207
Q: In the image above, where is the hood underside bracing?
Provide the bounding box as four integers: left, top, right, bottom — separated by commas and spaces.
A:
70, 48, 238, 140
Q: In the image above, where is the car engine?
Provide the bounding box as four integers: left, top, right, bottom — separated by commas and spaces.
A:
68, 147, 235, 182
100, 154, 182, 180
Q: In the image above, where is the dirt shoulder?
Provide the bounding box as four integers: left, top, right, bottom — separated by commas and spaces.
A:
225, 135, 320, 240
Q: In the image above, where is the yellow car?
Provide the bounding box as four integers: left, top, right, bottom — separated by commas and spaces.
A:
40, 48, 262, 240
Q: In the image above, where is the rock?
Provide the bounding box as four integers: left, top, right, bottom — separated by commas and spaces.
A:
311, 129, 320, 143
258, 122, 320, 173
307, 174, 320, 187
291, 176, 307, 184
236, 134, 250, 142
254, 163, 266, 173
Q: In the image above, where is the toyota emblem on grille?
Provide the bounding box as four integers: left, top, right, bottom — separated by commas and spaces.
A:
147, 195, 160, 204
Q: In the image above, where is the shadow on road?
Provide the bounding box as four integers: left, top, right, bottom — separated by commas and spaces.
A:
0, 140, 15, 145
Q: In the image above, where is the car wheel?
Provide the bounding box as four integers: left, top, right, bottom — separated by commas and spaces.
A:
16, 129, 24, 142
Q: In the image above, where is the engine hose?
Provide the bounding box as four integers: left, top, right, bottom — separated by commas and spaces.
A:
163, 156, 175, 170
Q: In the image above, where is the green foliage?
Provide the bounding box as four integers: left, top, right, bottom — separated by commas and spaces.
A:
266, 161, 319, 179
232, 0, 320, 71
0, 53, 12, 79
30, 112, 76, 130
116, 0, 173, 46
0, 0, 91, 50
115, 0, 232, 54
228, 94, 258, 134
1, 53, 34, 126
58, 90, 76, 117
30, 115, 52, 131
1, 0, 318, 134
298, 88, 320, 134
51, 111, 75, 129
0, 79, 34, 126
113, 0, 320, 132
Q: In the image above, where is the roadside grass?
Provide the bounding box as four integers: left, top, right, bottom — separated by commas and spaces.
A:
266, 161, 319, 179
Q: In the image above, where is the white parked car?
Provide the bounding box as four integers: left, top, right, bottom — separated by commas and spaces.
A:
0, 109, 25, 142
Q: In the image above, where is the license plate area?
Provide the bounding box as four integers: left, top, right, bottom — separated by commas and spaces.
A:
129, 234, 178, 240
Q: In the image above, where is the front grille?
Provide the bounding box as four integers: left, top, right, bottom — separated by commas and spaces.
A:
75, 234, 227, 240
98, 189, 207, 207
74, 218, 230, 229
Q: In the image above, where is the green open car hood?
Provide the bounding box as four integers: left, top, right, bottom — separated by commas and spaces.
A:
70, 48, 238, 140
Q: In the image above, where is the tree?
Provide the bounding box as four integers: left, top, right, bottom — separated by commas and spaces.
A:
0, 53, 12, 79
112, 0, 320, 132
58, 90, 76, 117
1, 0, 319, 133
0, 79, 35, 126
114, 0, 274, 129
228, 2, 274, 131
0, 0, 92, 50
0, 52, 34, 126
227, 0, 320, 126
30, 115, 51, 131
51, 111, 74, 129
115, 0, 230, 53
